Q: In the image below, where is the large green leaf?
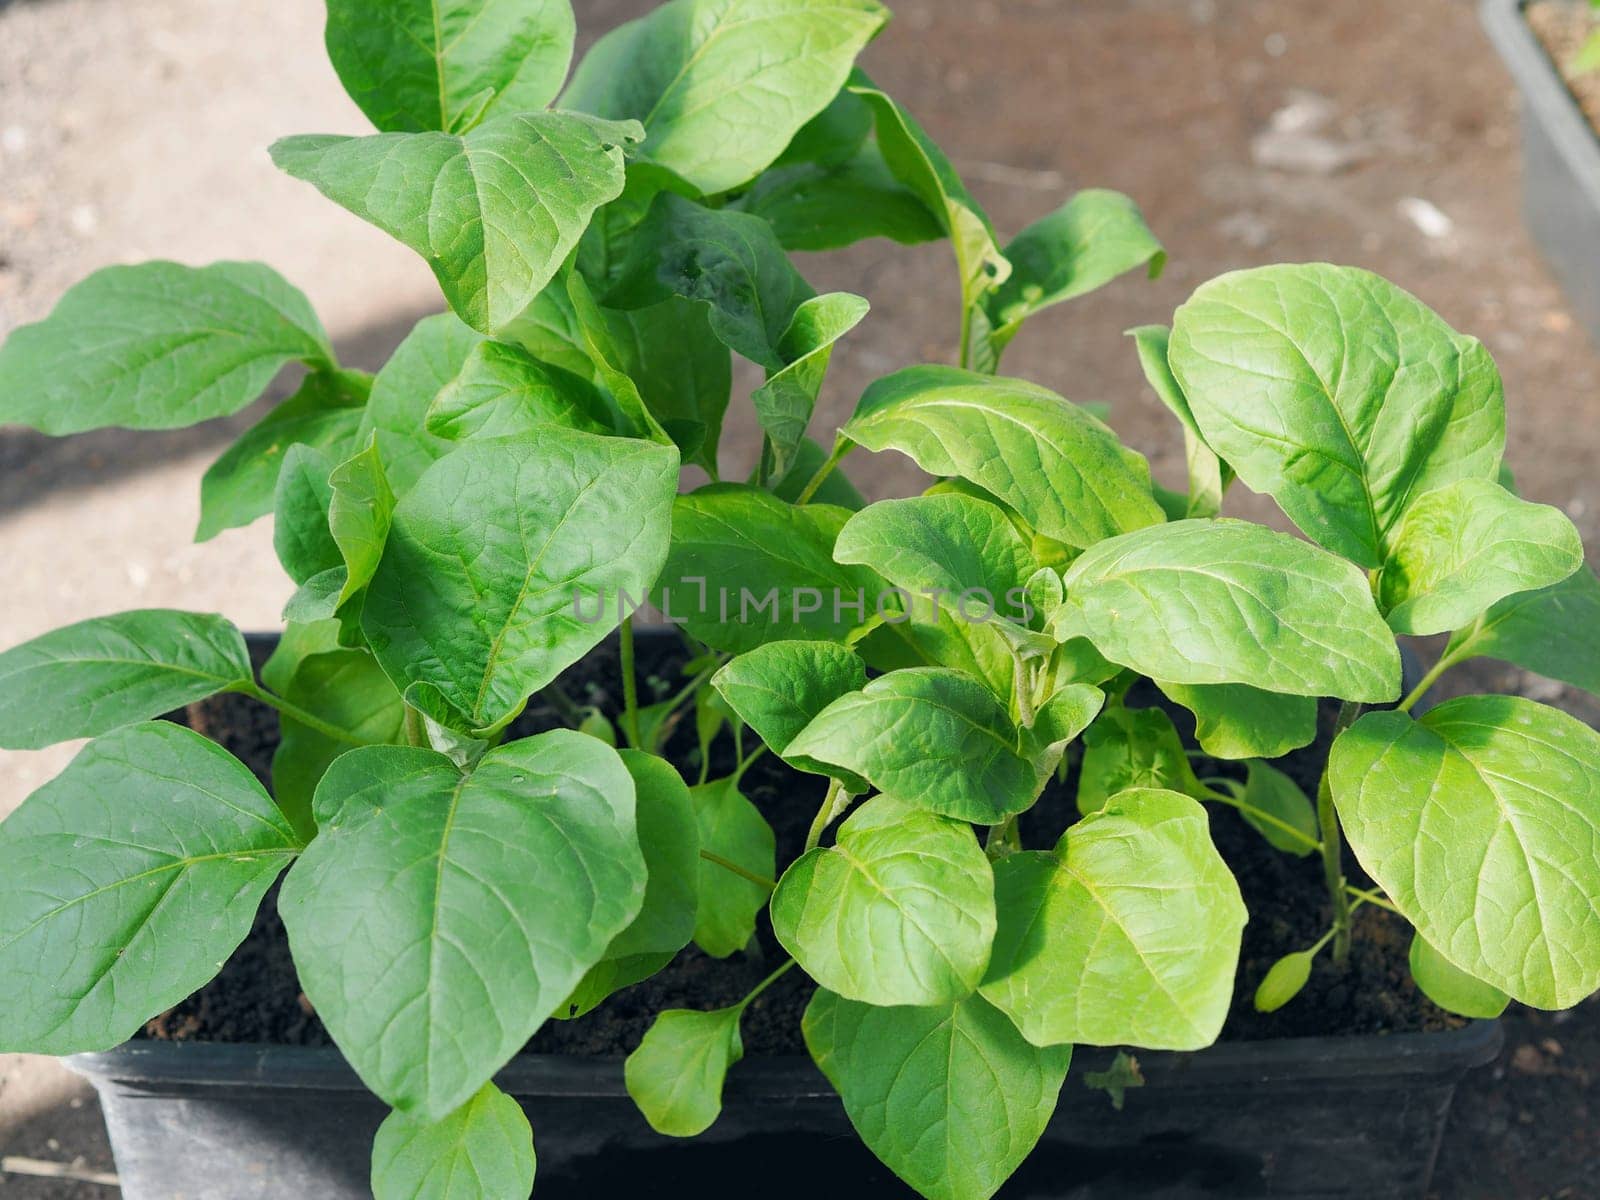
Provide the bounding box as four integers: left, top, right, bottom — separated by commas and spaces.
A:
326, 0, 574, 134
842, 366, 1164, 549
711, 640, 866, 757
562, 0, 888, 195
981, 190, 1164, 363
1051, 518, 1401, 702
784, 668, 1050, 821
1075, 706, 1204, 816
280, 733, 646, 1119
772, 795, 994, 1005
752, 292, 869, 478
690, 775, 775, 958
1154, 681, 1318, 761
1331, 696, 1600, 1008
1129, 324, 1230, 518
0, 723, 298, 1053
362, 430, 678, 735
357, 313, 484, 496
848, 76, 1008, 323
625, 1006, 743, 1137
1443, 567, 1600, 697
197, 367, 370, 541
658, 486, 879, 654
607, 194, 815, 371
270, 648, 406, 840
425, 340, 612, 442
0, 610, 252, 750
1168, 264, 1505, 567
0, 261, 332, 435
804, 989, 1070, 1200
1379, 478, 1583, 635
271, 113, 641, 335
371, 1081, 535, 1200
735, 144, 944, 252
981, 788, 1246, 1050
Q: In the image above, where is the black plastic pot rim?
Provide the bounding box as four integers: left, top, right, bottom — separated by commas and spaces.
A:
1483, 0, 1600, 208
68, 1019, 1503, 1101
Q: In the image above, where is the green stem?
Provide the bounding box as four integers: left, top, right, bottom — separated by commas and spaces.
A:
238, 682, 363, 745
793, 436, 853, 505
619, 617, 641, 749
804, 777, 847, 852
1396, 646, 1462, 715
1199, 779, 1323, 853
985, 815, 1022, 860
699, 849, 776, 891
1346, 884, 1401, 915
737, 958, 797, 1011
1318, 700, 1362, 967
732, 743, 768, 784
401, 703, 428, 749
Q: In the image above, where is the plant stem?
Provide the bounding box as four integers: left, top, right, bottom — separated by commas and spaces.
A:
732, 743, 768, 784
793, 436, 852, 505
737, 958, 797, 1010
1396, 646, 1461, 715
540, 681, 587, 728
985, 815, 1022, 860
1318, 700, 1361, 967
1198, 778, 1323, 853
237, 681, 363, 745
619, 616, 641, 749
804, 777, 847, 852
1346, 884, 1401, 915
699, 849, 776, 891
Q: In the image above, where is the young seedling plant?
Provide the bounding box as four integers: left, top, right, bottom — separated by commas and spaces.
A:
1, 2, 1599, 1198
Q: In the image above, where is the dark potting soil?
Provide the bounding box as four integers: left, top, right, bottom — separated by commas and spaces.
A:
144, 635, 1458, 1059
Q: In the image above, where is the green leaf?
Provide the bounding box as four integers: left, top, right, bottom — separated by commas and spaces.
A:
590, 297, 733, 474
371, 1081, 535, 1200
772, 795, 995, 1005
842, 366, 1163, 549
363, 430, 678, 735
1444, 567, 1600, 698
326, 0, 575, 134
562, 0, 889, 195
1253, 950, 1314, 1013
1154, 681, 1318, 761
0, 610, 252, 750
804, 989, 1070, 1200
1379, 478, 1583, 635
497, 281, 595, 379
1168, 263, 1505, 567
280, 732, 647, 1119
567, 751, 700, 1008
273, 444, 341, 586
658, 485, 880, 654
981, 788, 1246, 1049
357, 313, 484, 496
1052, 518, 1401, 702
690, 776, 775, 958
735, 143, 945, 252
271, 113, 641, 335
624, 1007, 743, 1137
270, 648, 405, 841
847, 76, 1008, 318
1075, 706, 1204, 816
425, 340, 612, 442
784, 668, 1049, 822
282, 567, 349, 628
1232, 760, 1319, 857
712, 641, 865, 756
0, 261, 333, 435
563, 271, 673, 445
0, 723, 298, 1053
752, 292, 868, 478
982, 190, 1164, 361
773, 89, 873, 169
1331, 695, 1600, 1008
328, 439, 397, 608
197, 367, 369, 541
607, 194, 815, 371
1409, 933, 1509, 1020
1129, 324, 1230, 518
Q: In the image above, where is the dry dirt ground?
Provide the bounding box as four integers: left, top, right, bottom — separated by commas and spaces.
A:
1, 0, 1598, 1196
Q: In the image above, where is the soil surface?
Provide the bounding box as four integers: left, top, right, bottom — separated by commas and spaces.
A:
146, 637, 1457, 1057
1528, 0, 1600, 134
